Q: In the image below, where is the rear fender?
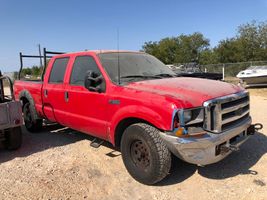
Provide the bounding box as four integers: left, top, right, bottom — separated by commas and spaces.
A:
19, 90, 40, 121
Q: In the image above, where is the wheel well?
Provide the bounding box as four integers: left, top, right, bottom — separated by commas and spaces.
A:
115, 117, 153, 148
20, 97, 29, 109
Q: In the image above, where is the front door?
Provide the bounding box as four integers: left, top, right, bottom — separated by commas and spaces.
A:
64, 55, 108, 139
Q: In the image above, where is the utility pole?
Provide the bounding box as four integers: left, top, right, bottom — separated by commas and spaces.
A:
38, 44, 43, 68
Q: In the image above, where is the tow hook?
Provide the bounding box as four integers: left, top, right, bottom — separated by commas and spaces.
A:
220, 145, 239, 155
229, 145, 239, 152
247, 123, 263, 135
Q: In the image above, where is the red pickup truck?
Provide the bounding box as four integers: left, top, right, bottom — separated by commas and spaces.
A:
14, 50, 259, 184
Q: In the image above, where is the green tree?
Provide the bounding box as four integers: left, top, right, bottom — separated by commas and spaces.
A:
214, 38, 243, 63
142, 32, 210, 64
20, 66, 43, 79
214, 21, 267, 63
32, 65, 42, 77
142, 20, 267, 65
199, 49, 218, 65
21, 68, 32, 76
238, 21, 267, 61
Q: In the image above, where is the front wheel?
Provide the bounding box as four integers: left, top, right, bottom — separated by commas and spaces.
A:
23, 102, 43, 132
121, 123, 171, 185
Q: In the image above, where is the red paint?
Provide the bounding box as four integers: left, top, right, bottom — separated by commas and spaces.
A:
14, 51, 244, 145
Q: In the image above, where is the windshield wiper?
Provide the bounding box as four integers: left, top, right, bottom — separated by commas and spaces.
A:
154, 73, 176, 77
121, 75, 162, 79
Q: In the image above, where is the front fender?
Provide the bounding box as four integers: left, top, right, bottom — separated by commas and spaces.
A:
109, 105, 172, 145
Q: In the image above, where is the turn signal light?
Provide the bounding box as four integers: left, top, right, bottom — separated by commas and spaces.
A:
175, 127, 185, 137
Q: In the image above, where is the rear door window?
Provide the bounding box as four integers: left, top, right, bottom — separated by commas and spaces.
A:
70, 56, 101, 86
49, 57, 69, 83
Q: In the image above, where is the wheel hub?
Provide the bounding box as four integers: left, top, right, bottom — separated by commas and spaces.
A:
130, 140, 151, 170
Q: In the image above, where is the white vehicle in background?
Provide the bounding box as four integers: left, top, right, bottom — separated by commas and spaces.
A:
237, 66, 267, 87
25, 74, 32, 79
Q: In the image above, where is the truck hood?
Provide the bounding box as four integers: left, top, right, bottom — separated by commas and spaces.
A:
125, 77, 243, 108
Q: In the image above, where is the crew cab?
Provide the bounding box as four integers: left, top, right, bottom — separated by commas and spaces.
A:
14, 50, 260, 184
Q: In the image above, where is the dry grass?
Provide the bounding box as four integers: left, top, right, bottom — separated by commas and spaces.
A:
224, 76, 240, 85
248, 88, 267, 98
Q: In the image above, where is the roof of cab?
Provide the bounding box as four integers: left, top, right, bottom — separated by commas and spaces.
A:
52, 50, 145, 58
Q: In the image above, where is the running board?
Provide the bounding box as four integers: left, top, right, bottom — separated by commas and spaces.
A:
90, 138, 104, 148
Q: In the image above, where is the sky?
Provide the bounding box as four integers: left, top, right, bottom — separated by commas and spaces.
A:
0, 0, 267, 72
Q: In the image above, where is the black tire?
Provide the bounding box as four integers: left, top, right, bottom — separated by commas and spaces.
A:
121, 123, 171, 185
23, 102, 42, 132
5, 127, 22, 150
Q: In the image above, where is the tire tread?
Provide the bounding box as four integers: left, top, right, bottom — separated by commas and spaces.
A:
138, 123, 171, 183
121, 123, 171, 184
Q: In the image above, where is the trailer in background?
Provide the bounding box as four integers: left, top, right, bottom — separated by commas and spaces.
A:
0, 71, 23, 150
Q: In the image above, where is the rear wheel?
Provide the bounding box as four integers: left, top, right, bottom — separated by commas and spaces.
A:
23, 102, 42, 132
5, 127, 22, 150
121, 123, 171, 185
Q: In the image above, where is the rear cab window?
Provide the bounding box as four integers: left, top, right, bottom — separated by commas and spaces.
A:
49, 57, 69, 83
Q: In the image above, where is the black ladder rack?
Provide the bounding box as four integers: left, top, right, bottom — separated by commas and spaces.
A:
19, 48, 65, 80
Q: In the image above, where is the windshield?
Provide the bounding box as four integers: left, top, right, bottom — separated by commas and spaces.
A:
98, 52, 176, 83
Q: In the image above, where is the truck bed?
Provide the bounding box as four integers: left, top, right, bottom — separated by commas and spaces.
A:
13, 80, 44, 118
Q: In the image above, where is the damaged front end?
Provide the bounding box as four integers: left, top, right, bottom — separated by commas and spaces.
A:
159, 91, 263, 166
170, 107, 206, 138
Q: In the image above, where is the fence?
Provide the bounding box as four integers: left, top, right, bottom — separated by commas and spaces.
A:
201, 61, 267, 78
172, 60, 267, 82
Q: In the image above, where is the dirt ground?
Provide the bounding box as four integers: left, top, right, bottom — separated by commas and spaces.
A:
0, 88, 266, 200
248, 88, 267, 98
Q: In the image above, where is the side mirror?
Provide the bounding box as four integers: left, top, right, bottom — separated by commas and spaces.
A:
84, 71, 103, 93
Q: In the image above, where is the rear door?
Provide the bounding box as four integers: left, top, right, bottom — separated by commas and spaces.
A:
64, 55, 108, 139
42, 57, 70, 125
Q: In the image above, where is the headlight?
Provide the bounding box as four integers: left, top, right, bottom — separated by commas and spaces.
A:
183, 110, 192, 123
170, 107, 205, 137
178, 107, 204, 126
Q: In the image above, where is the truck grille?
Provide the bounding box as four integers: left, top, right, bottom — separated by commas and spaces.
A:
203, 91, 250, 133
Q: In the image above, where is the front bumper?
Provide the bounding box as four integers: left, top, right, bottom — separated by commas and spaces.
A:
159, 117, 253, 166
